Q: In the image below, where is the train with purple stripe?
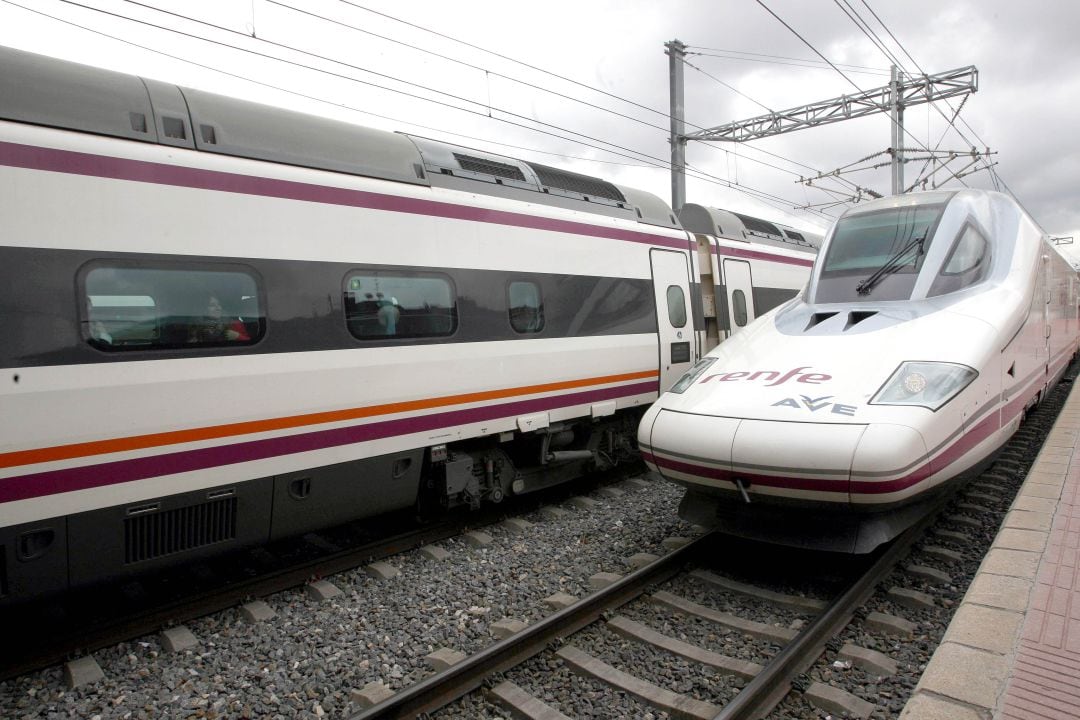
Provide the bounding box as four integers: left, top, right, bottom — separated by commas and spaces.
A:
0, 46, 818, 605
640, 189, 1080, 552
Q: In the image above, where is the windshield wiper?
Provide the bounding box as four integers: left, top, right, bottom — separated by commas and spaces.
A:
855, 234, 926, 295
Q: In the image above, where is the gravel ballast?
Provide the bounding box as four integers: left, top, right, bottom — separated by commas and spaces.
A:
0, 476, 697, 720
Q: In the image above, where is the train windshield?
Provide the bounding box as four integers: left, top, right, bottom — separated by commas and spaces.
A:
813, 204, 946, 303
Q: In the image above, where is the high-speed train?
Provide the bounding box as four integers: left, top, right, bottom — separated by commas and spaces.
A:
640, 189, 1079, 552
0, 46, 817, 605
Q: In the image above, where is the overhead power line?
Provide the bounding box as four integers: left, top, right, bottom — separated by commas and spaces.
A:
264, 0, 674, 136
832, 0, 904, 69
753, 0, 934, 157
334, 0, 682, 127
90, 0, 683, 171
2, 0, 838, 220
857, 0, 1010, 197
686, 46, 890, 75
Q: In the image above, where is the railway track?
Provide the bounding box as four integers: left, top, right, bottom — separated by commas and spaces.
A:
348, 517, 939, 720
344, 375, 1077, 720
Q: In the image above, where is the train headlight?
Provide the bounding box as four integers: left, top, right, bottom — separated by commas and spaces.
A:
901, 372, 927, 395
871, 361, 977, 411
668, 357, 717, 394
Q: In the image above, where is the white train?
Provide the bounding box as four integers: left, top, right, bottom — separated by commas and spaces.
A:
640, 189, 1079, 552
0, 46, 816, 605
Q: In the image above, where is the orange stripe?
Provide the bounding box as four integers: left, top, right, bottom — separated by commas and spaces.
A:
0, 369, 659, 470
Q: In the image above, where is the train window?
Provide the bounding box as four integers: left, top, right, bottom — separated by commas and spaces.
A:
82, 266, 264, 350
814, 203, 947, 303
666, 285, 687, 328
928, 224, 990, 297
508, 281, 544, 334
344, 271, 457, 339
732, 289, 748, 327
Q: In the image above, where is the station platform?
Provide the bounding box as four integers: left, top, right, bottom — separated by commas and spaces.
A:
901, 381, 1080, 719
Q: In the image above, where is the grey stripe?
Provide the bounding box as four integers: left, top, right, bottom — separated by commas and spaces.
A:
1, 247, 658, 368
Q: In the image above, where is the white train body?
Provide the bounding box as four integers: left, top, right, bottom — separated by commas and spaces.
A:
640, 190, 1079, 552
0, 47, 815, 604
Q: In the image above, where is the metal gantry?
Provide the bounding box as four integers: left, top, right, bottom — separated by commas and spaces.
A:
684, 65, 977, 144
667, 38, 980, 211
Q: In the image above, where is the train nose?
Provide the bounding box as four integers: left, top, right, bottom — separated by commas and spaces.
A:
642, 410, 931, 504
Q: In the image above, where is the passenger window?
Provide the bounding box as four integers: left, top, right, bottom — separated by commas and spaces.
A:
929, 224, 990, 297
509, 281, 544, 334
344, 272, 457, 339
82, 266, 263, 350
732, 289, 748, 327
666, 285, 687, 328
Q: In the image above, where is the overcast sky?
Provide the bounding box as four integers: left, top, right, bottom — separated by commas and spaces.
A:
1, 0, 1077, 253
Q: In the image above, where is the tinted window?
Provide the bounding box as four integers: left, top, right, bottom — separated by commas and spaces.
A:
345, 272, 456, 339
509, 281, 544, 334
666, 285, 687, 328
814, 204, 946, 303
732, 289, 748, 326
83, 265, 263, 350
928, 224, 990, 297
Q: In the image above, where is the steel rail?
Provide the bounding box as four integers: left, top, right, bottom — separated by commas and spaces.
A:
712, 507, 944, 720
348, 532, 712, 719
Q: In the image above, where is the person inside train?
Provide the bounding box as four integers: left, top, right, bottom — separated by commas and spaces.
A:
89, 320, 113, 344
376, 294, 400, 335
189, 293, 250, 343
85, 298, 113, 345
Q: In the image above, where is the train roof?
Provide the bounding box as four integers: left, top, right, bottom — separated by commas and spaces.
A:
678, 202, 822, 252
838, 189, 958, 216
0, 45, 681, 231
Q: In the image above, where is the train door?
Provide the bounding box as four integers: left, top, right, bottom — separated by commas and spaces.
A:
650, 249, 694, 391
724, 259, 756, 335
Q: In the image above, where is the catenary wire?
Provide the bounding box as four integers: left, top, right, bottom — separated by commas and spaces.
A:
63, 0, 704, 174
755, 0, 933, 158
685, 45, 890, 74
688, 50, 890, 77
857, 0, 1006, 193
832, 0, 904, 70
325, 0, 857, 210
265, 0, 676, 137
13, 0, 675, 168
116, 0, 850, 209
2, 0, 839, 220
334, 0, 684, 127
328, 0, 857, 205
323, 0, 864, 209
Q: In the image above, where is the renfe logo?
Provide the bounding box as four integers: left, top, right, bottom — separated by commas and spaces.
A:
698, 366, 832, 387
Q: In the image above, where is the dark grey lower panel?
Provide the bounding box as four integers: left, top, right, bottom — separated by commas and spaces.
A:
67, 477, 274, 587
0, 518, 68, 606
677, 487, 927, 554
270, 450, 424, 540
0, 447, 430, 606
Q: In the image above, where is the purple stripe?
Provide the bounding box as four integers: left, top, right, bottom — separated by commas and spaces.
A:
0, 140, 687, 250
0, 381, 658, 504
642, 451, 848, 493
714, 244, 815, 268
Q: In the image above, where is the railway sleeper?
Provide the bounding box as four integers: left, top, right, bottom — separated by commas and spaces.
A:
488, 680, 572, 720
556, 644, 721, 720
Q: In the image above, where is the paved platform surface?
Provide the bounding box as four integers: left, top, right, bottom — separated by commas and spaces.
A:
901, 380, 1080, 720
